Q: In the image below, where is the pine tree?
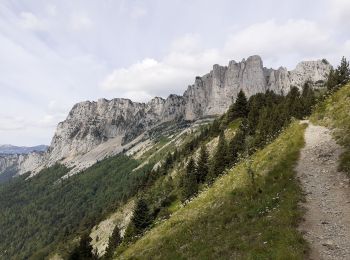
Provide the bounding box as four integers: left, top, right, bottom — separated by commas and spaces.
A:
235, 90, 249, 118
247, 93, 265, 135
104, 225, 121, 259
327, 57, 350, 91
227, 90, 248, 122
337, 56, 350, 85
196, 145, 209, 183
253, 107, 271, 148
164, 152, 173, 171
326, 68, 338, 90
123, 198, 151, 241
180, 158, 198, 202
68, 233, 96, 260
132, 198, 151, 232
227, 125, 246, 166
301, 82, 316, 116
207, 131, 228, 182
210, 119, 221, 136
286, 87, 303, 119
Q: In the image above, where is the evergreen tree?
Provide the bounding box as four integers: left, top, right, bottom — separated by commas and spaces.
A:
210, 119, 221, 136
68, 233, 96, 260
164, 152, 173, 171
207, 131, 228, 182
247, 93, 265, 135
327, 56, 350, 91
196, 145, 209, 183
227, 125, 246, 166
124, 198, 152, 241
337, 56, 350, 85
326, 68, 337, 91
132, 198, 152, 232
286, 87, 303, 119
253, 107, 270, 148
227, 90, 248, 122
104, 225, 121, 259
235, 89, 249, 118
301, 82, 316, 116
180, 158, 198, 202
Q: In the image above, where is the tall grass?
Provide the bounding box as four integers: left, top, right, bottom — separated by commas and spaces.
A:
117, 122, 307, 259
311, 83, 350, 174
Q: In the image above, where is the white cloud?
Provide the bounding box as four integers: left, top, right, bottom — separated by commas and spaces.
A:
0, 115, 26, 131
101, 58, 189, 96
170, 33, 202, 53
46, 4, 57, 16
101, 19, 345, 100
70, 13, 93, 31
130, 6, 147, 19
122, 91, 154, 102
18, 12, 47, 31
223, 19, 335, 67
329, 0, 350, 27
101, 34, 221, 99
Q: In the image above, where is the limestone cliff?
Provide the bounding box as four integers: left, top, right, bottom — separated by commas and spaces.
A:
3, 55, 331, 177
183, 56, 331, 119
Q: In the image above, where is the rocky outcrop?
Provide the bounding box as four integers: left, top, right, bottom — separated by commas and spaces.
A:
266, 59, 331, 94
0, 152, 45, 182
183, 56, 331, 119
7, 55, 331, 176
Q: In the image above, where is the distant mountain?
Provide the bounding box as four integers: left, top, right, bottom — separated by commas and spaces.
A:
0, 144, 48, 155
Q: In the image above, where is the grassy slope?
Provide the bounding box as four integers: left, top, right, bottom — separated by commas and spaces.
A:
117, 122, 307, 260
311, 83, 350, 174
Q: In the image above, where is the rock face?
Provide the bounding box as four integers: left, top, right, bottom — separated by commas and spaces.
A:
0, 152, 45, 182
6, 55, 331, 176
183, 56, 331, 119
46, 96, 185, 167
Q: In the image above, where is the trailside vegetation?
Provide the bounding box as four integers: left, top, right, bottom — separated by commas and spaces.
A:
118, 122, 308, 259
326, 56, 350, 91
114, 74, 321, 256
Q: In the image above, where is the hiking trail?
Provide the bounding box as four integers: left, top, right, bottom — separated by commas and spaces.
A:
297, 122, 350, 259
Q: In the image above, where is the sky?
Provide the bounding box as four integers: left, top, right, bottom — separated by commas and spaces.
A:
0, 0, 349, 146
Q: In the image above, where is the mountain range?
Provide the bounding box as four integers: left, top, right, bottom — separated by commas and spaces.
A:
0, 55, 332, 180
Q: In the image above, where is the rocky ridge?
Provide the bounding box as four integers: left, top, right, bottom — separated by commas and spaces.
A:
0, 55, 332, 178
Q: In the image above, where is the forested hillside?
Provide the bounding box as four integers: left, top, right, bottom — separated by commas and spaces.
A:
0, 57, 348, 260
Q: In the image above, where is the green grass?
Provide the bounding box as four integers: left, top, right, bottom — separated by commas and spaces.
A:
139, 136, 169, 162
116, 122, 307, 260
227, 118, 242, 130
311, 83, 350, 174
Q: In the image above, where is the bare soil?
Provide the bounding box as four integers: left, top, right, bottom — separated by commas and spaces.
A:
297, 123, 350, 259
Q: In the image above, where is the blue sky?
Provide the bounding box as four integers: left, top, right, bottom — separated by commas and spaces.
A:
0, 0, 349, 146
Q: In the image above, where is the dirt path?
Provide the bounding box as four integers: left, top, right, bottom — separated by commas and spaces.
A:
297, 122, 350, 259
